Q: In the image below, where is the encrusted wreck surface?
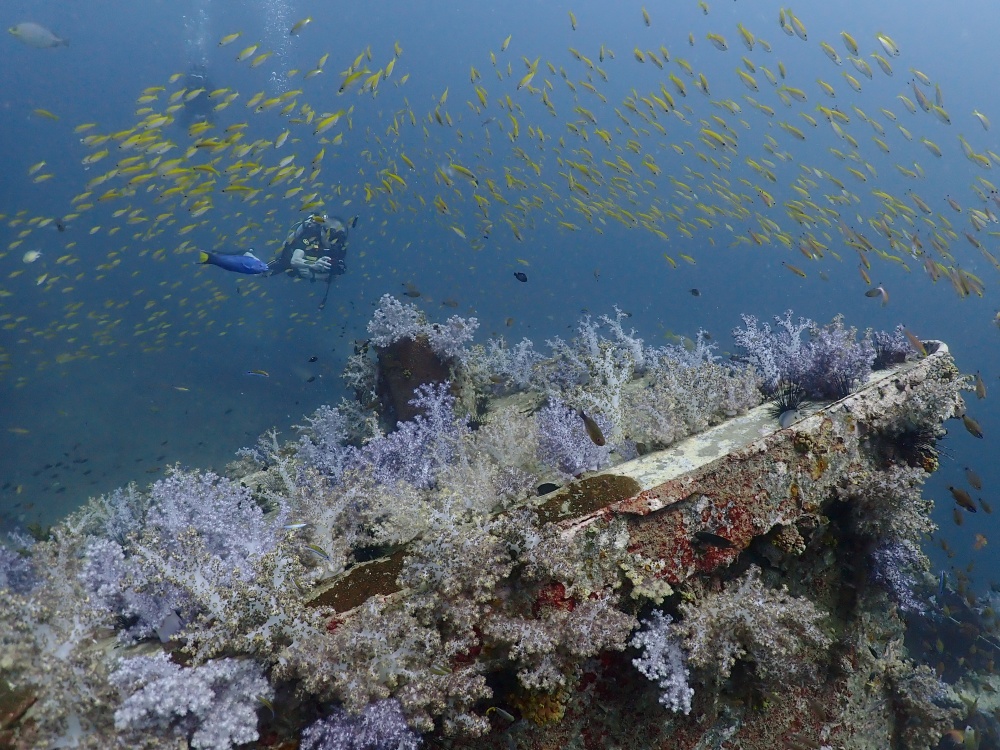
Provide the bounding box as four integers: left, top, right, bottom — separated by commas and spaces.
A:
312, 342, 969, 749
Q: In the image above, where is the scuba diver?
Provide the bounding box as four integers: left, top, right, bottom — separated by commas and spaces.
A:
267, 214, 356, 308
196, 214, 355, 308
177, 62, 215, 128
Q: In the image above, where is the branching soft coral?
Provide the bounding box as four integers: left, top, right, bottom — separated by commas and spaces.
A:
674, 566, 832, 689
77, 468, 331, 664
367, 294, 478, 362
535, 398, 612, 478
352, 382, 466, 489
300, 699, 421, 750
110, 652, 271, 750
732, 311, 876, 399
630, 610, 694, 714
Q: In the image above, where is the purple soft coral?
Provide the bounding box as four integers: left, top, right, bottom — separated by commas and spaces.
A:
869, 539, 927, 614
732, 311, 876, 400
536, 399, 612, 478
353, 382, 464, 488
297, 404, 356, 482
301, 699, 420, 750
111, 653, 271, 750
805, 315, 875, 399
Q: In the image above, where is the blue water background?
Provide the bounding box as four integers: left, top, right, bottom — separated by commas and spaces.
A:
1, 0, 997, 588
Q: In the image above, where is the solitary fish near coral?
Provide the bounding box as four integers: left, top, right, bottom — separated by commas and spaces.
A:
693, 530, 736, 549
962, 414, 984, 439
579, 410, 606, 446
8, 22, 68, 48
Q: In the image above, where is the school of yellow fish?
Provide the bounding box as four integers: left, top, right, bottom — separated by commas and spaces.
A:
1, 4, 999, 382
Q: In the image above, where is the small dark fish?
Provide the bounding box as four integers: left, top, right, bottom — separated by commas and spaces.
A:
965, 467, 983, 490
949, 485, 978, 513
402, 281, 421, 297
308, 355, 318, 362
864, 285, 889, 306
963, 414, 984, 439
505, 317, 514, 327
486, 706, 516, 722
350, 215, 359, 229
441, 298, 459, 308
537, 482, 561, 496
689, 288, 701, 296
693, 530, 736, 549
514, 271, 528, 282
579, 410, 606, 446
975, 371, 987, 399
56, 221, 66, 232
306, 376, 316, 383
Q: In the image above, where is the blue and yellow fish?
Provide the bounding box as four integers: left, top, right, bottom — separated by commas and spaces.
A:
198, 250, 268, 275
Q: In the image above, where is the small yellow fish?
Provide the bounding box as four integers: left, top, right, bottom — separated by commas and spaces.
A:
289, 17, 312, 35
32, 108, 59, 121
841, 31, 859, 56
568, 11, 577, 30
876, 32, 900, 57
250, 51, 273, 68
642, 6, 651, 26
501, 34, 511, 52
218, 32, 242, 46
782, 261, 807, 278
247, 369, 270, 378
236, 44, 259, 62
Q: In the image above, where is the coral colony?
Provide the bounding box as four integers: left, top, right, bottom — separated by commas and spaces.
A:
0, 296, 992, 749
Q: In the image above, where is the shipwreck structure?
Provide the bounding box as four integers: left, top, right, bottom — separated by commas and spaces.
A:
303, 340, 978, 750
1, 300, 988, 750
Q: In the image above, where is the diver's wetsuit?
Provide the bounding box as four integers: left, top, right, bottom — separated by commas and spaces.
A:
178, 64, 215, 128
267, 215, 348, 280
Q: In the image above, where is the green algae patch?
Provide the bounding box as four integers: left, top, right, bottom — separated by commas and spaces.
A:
308, 547, 407, 612
536, 474, 641, 523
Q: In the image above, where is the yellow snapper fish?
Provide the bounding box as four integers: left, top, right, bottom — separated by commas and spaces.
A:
8, 21, 68, 48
